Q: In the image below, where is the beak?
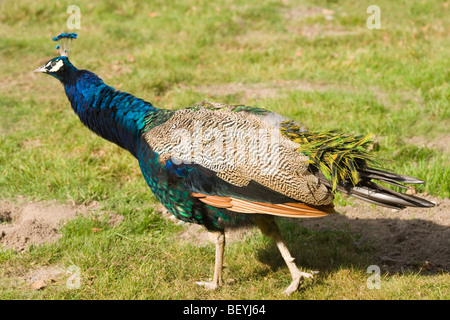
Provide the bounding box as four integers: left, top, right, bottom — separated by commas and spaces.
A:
33, 65, 47, 73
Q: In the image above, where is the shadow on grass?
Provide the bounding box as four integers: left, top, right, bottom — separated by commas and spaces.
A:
256, 213, 450, 277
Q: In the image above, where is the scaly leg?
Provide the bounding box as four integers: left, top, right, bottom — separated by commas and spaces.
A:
196, 230, 225, 290
255, 216, 314, 295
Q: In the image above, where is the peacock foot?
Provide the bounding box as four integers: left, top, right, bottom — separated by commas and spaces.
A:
282, 270, 315, 295
195, 280, 221, 291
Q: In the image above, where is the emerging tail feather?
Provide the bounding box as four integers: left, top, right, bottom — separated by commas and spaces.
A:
359, 167, 426, 185
337, 168, 435, 209
279, 125, 435, 210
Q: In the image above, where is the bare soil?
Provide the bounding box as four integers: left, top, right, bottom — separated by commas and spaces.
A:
404, 135, 450, 154
169, 195, 450, 274
190, 80, 348, 100
297, 194, 450, 273
0, 199, 122, 251
1, 195, 448, 275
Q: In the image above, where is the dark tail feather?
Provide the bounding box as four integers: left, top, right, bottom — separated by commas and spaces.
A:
336, 168, 436, 209
360, 167, 426, 184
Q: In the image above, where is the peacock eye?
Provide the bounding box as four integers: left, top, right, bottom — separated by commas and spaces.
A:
51, 61, 57, 67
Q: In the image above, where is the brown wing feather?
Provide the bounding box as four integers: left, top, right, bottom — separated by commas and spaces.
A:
191, 193, 335, 218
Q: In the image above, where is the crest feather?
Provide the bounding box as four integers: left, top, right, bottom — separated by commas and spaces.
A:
52, 33, 78, 57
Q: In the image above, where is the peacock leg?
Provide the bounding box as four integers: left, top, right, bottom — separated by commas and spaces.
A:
255, 216, 314, 295
196, 230, 225, 290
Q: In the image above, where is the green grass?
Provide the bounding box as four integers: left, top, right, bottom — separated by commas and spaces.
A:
0, 0, 449, 299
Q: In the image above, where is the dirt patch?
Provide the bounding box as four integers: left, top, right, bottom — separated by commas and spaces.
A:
290, 24, 362, 39
1, 263, 69, 291
177, 223, 254, 245
167, 194, 449, 274
191, 80, 348, 100
0, 199, 122, 251
189, 81, 422, 111
2, 196, 448, 275
22, 265, 67, 290
155, 204, 254, 245
295, 195, 450, 273
404, 135, 450, 154
283, 6, 363, 38
283, 6, 327, 20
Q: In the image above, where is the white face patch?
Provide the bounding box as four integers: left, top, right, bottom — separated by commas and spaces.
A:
47, 59, 64, 72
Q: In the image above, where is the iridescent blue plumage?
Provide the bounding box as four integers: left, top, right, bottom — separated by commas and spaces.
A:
52, 33, 77, 56
52, 32, 78, 41
36, 54, 231, 232
64, 69, 156, 157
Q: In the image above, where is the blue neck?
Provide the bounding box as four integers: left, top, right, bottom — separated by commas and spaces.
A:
63, 69, 157, 157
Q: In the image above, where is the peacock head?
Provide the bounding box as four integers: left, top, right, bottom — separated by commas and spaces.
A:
34, 33, 78, 82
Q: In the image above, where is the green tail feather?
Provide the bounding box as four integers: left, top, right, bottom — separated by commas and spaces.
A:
280, 121, 378, 191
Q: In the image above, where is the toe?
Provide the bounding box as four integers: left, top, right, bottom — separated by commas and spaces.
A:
196, 281, 219, 290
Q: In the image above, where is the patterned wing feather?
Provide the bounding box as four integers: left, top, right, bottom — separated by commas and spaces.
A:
143, 105, 333, 206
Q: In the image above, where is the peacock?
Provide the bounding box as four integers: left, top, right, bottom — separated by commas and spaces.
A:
35, 33, 435, 295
